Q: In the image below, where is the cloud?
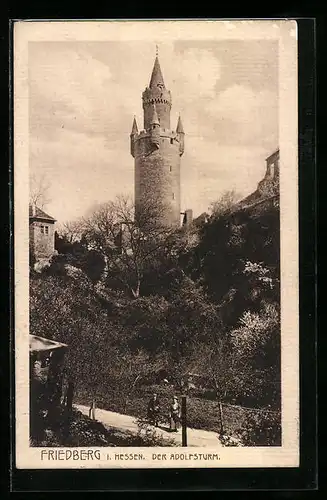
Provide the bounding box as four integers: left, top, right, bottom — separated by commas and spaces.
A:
210, 84, 277, 121
207, 84, 278, 148
30, 128, 133, 223
28, 41, 278, 222
181, 139, 269, 215
171, 47, 221, 99
29, 43, 140, 140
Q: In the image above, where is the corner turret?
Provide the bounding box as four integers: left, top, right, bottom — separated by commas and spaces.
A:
149, 104, 160, 148
130, 116, 138, 157
176, 115, 185, 156
150, 104, 160, 127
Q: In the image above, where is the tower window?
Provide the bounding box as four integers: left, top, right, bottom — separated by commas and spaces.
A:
45, 226, 49, 235
170, 166, 172, 172
170, 138, 174, 144
40, 225, 44, 234
172, 193, 175, 200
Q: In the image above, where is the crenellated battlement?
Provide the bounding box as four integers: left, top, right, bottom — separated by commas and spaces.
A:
143, 96, 172, 105
133, 128, 178, 140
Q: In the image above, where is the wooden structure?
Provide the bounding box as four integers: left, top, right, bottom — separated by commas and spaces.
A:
29, 335, 68, 424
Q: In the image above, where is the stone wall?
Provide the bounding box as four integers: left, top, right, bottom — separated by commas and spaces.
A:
30, 220, 55, 261
134, 133, 181, 227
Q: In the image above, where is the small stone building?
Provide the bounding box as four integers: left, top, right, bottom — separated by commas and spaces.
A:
29, 204, 56, 265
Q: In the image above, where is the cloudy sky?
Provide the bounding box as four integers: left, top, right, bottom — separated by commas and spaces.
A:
29, 38, 279, 224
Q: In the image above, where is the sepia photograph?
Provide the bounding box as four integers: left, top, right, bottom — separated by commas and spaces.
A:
14, 20, 299, 469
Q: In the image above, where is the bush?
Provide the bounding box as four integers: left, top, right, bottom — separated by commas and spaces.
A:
136, 417, 178, 446
234, 409, 281, 446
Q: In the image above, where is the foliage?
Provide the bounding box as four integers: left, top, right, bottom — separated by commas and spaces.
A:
136, 417, 178, 446
30, 187, 281, 445
64, 195, 178, 298
218, 434, 243, 446
209, 189, 241, 218
53, 235, 105, 284
234, 408, 281, 446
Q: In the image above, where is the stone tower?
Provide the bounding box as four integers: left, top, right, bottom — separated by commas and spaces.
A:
130, 53, 184, 227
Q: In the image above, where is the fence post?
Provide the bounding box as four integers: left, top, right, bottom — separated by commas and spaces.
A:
218, 402, 224, 436
89, 399, 96, 420
181, 395, 187, 447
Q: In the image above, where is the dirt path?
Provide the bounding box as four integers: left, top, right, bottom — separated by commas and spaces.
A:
75, 404, 223, 447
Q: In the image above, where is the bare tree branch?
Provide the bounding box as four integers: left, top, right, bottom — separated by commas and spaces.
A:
79, 195, 177, 298
29, 173, 51, 209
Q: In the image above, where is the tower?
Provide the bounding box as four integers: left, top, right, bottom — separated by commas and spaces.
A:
130, 52, 184, 227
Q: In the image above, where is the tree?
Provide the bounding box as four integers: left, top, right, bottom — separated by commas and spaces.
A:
57, 219, 84, 244
29, 173, 51, 209
209, 190, 241, 218
80, 195, 177, 298
29, 274, 124, 409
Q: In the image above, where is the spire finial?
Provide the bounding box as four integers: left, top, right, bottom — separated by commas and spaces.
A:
131, 116, 138, 135
156, 44, 159, 57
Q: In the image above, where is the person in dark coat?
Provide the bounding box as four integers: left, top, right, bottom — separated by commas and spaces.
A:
169, 396, 181, 432
147, 393, 160, 427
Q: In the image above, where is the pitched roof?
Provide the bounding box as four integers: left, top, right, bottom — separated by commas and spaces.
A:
265, 148, 279, 162
29, 334, 67, 353
131, 116, 138, 135
176, 115, 184, 134
29, 204, 56, 222
149, 56, 165, 89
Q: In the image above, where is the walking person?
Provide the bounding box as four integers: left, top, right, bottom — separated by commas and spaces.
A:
169, 395, 181, 432
147, 393, 160, 427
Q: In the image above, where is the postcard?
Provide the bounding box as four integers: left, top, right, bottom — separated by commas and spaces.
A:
14, 19, 299, 469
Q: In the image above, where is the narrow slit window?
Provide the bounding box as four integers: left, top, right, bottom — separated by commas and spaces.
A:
172, 193, 175, 200
170, 166, 172, 172
45, 226, 49, 235
40, 225, 44, 234
170, 138, 174, 144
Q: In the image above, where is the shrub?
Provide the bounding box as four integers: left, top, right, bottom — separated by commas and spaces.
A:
136, 417, 178, 447
218, 434, 243, 447
234, 409, 281, 446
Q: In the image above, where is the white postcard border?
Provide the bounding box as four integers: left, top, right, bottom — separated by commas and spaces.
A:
14, 19, 299, 469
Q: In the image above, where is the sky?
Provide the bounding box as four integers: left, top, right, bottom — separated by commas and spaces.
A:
29, 38, 279, 224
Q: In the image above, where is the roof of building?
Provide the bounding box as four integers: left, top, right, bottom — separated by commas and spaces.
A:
29, 205, 56, 222
131, 116, 138, 135
29, 334, 67, 353
265, 148, 279, 161
149, 56, 165, 89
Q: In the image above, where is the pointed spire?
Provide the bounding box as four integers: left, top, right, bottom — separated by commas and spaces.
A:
176, 115, 184, 134
131, 116, 138, 135
150, 104, 160, 126
149, 55, 165, 89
